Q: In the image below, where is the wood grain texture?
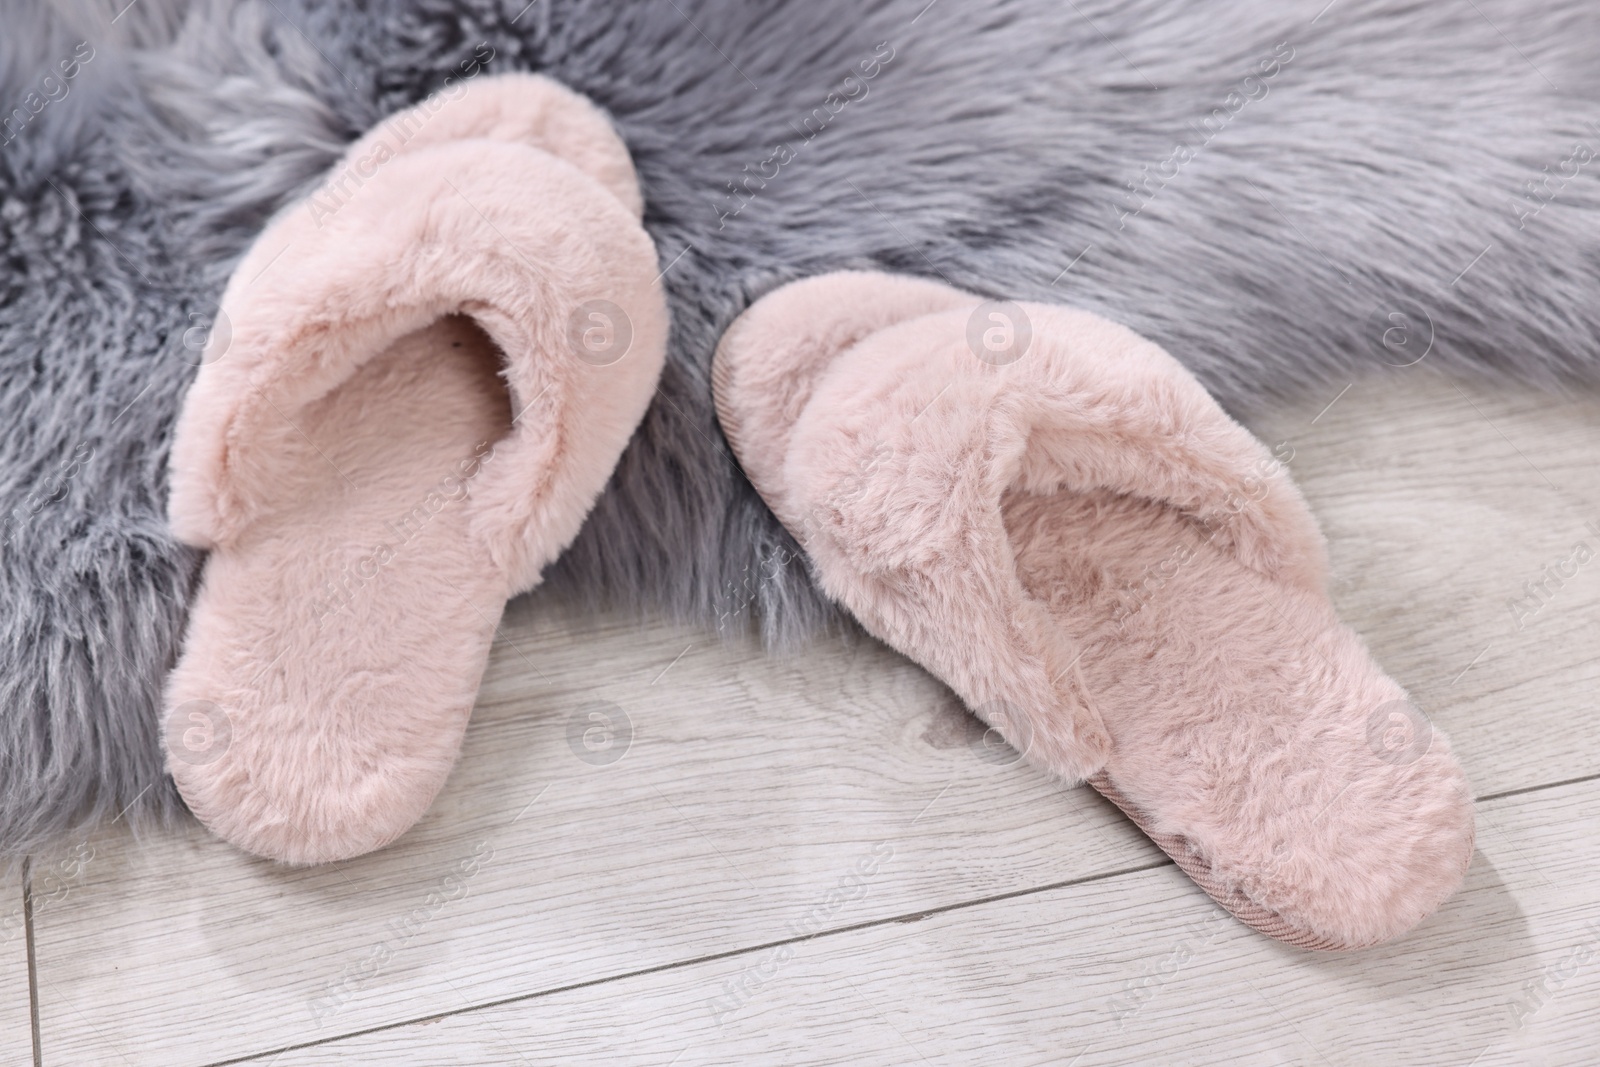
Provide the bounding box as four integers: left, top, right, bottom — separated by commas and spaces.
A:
26, 601, 1156, 1067
25, 376, 1600, 1066
1243, 371, 1600, 797
1, 864, 36, 1067
244, 779, 1600, 1067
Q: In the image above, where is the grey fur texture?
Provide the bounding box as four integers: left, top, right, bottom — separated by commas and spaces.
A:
5, 0, 1600, 857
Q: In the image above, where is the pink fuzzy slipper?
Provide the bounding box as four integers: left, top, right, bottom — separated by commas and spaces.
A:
163, 75, 668, 864
712, 271, 1475, 950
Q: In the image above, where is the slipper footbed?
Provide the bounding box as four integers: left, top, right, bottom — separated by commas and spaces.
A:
167, 317, 514, 864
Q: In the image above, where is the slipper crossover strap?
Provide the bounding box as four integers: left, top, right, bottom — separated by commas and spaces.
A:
169, 139, 667, 594
774, 297, 1331, 783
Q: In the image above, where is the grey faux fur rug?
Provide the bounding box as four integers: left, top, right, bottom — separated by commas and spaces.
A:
5, 0, 1600, 858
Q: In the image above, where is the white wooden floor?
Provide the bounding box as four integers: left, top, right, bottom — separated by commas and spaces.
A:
7, 368, 1600, 1066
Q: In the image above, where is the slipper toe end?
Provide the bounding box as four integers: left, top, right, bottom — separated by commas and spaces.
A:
169, 745, 455, 866
1100, 662, 1477, 951
1205, 731, 1477, 951
164, 681, 469, 866
1273, 750, 1476, 950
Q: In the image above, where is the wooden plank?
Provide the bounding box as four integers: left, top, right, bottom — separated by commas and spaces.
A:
29, 373, 1600, 1065
245, 778, 1600, 1067
28, 598, 1155, 1067
1, 863, 37, 1067
1241, 371, 1600, 797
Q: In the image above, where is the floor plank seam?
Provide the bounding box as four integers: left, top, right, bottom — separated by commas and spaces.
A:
22, 858, 42, 1067
1474, 771, 1600, 804
198, 859, 1174, 1066
187, 771, 1600, 1066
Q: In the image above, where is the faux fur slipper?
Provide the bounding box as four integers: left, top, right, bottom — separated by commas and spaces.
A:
712, 271, 1475, 950
163, 75, 668, 864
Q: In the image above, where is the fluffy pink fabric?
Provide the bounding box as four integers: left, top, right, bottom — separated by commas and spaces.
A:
332, 71, 644, 219
714, 271, 1475, 949
164, 76, 668, 864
